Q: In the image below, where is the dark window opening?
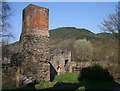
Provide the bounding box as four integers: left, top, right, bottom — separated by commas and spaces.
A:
65, 59, 68, 66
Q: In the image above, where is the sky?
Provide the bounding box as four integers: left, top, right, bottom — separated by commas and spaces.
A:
7, 2, 117, 43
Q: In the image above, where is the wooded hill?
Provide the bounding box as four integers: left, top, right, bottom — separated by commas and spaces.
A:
49, 27, 117, 47
3, 27, 118, 67
49, 27, 115, 40
4, 27, 117, 53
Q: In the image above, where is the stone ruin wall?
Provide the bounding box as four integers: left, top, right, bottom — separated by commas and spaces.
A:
50, 49, 72, 74
20, 4, 50, 81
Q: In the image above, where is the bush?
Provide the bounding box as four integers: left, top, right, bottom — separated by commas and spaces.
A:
78, 64, 114, 81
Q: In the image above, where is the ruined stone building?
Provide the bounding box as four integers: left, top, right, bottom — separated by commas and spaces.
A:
15, 4, 72, 82
50, 49, 72, 73
49, 49, 72, 81
20, 4, 50, 81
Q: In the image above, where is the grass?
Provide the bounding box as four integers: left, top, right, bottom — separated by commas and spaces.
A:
45, 83, 83, 91
81, 80, 119, 90
2, 80, 17, 89
2, 72, 120, 91
35, 81, 53, 89
43, 72, 120, 91
52, 72, 79, 83
45, 80, 120, 91
35, 72, 80, 90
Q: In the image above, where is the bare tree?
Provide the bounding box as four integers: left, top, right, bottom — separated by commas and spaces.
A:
99, 3, 120, 78
1, 1, 20, 87
99, 5, 119, 39
0, 1, 14, 45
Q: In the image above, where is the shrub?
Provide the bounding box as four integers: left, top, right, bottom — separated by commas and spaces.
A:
78, 64, 114, 81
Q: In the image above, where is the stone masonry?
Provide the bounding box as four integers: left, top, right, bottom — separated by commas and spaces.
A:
20, 4, 50, 81
50, 49, 72, 75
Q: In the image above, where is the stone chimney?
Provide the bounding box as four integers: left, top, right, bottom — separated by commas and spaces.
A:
20, 4, 49, 40
20, 4, 50, 82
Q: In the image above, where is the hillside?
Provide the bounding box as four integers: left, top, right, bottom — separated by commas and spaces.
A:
49, 27, 115, 41
49, 27, 96, 40
3, 27, 117, 55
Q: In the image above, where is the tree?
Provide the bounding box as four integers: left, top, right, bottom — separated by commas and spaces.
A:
0, 1, 13, 45
99, 3, 120, 77
2, 38, 10, 58
74, 39, 93, 63
93, 40, 118, 64
98, 5, 119, 39
50, 39, 75, 51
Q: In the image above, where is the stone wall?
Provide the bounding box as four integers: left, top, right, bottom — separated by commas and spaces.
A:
20, 4, 50, 82
20, 33, 50, 81
50, 49, 71, 75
